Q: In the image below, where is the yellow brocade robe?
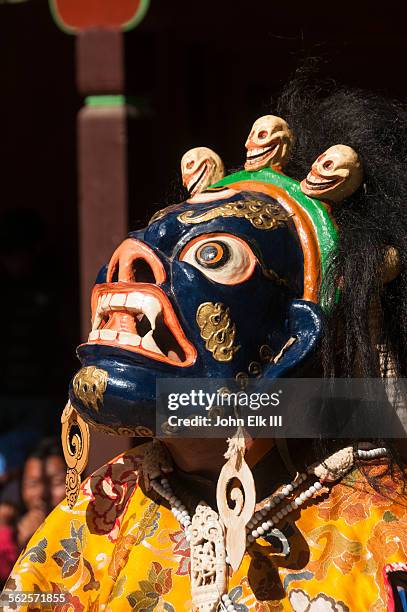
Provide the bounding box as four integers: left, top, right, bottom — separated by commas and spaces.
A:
3, 443, 407, 611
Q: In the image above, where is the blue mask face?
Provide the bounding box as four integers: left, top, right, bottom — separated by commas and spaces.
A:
70, 175, 333, 435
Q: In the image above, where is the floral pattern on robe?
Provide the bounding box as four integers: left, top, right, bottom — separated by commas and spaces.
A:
2, 443, 407, 611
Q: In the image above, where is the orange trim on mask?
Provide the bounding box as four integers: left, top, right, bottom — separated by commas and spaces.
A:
107, 238, 166, 285
227, 180, 320, 303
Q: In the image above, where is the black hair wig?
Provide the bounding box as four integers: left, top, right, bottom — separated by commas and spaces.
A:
275, 66, 407, 486
276, 68, 407, 380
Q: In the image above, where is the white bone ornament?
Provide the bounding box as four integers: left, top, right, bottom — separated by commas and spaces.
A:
190, 503, 227, 612
312, 446, 354, 482
141, 439, 173, 489
216, 434, 256, 572
300, 144, 363, 203
245, 114, 293, 172
181, 147, 225, 196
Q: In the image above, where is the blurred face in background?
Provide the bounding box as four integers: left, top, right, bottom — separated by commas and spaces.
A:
44, 455, 66, 508
22, 457, 46, 511
0, 503, 18, 526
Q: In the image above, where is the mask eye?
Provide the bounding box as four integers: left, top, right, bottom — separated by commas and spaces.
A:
179, 233, 257, 285
195, 241, 229, 268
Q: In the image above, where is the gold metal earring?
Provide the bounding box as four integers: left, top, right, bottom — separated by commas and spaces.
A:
61, 401, 90, 508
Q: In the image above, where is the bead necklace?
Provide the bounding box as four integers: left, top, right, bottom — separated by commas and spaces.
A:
149, 445, 388, 612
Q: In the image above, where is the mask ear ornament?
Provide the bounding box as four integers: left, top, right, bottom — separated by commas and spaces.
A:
181, 146, 225, 196
245, 115, 293, 172
300, 144, 363, 202
61, 401, 90, 508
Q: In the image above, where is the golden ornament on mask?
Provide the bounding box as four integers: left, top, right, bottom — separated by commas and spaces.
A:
248, 361, 262, 377
259, 344, 274, 362
235, 371, 249, 390
148, 202, 181, 225
72, 366, 108, 413
178, 199, 289, 230
196, 302, 239, 362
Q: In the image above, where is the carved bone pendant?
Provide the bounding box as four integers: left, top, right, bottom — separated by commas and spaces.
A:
216, 450, 256, 571
190, 503, 227, 612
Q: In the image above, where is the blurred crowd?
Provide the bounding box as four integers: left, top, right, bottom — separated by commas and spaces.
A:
0, 209, 79, 587
0, 437, 66, 587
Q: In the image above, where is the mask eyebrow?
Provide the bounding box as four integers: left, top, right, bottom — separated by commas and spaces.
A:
177, 199, 290, 230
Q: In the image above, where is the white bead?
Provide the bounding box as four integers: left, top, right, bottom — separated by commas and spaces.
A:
291, 501, 298, 509
227, 605, 235, 612
225, 556, 230, 565
287, 484, 294, 492
295, 497, 302, 506
300, 492, 307, 501
257, 526, 265, 535
314, 481, 322, 490
181, 510, 188, 516
267, 520, 273, 528
252, 529, 259, 538
261, 522, 269, 530
305, 489, 312, 498
222, 594, 229, 603
309, 485, 317, 494
282, 487, 290, 496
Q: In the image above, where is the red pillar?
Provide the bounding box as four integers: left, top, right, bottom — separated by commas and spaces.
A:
76, 30, 132, 471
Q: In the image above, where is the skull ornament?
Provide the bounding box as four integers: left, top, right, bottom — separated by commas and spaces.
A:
245, 115, 293, 171
181, 147, 225, 196
300, 144, 363, 202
